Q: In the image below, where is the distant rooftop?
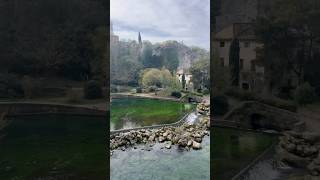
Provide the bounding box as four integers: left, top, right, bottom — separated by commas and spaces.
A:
214, 23, 256, 41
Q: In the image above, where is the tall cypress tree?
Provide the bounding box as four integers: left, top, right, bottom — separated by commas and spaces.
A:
229, 38, 240, 86
182, 73, 186, 89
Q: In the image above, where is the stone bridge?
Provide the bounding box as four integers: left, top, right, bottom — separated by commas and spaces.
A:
214, 101, 305, 132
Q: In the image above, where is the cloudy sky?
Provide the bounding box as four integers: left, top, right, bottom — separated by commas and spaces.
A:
110, 0, 210, 50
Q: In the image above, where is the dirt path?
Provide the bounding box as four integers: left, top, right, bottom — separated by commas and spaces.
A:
0, 101, 107, 112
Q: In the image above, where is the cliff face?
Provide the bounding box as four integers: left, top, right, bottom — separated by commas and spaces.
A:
153, 41, 209, 70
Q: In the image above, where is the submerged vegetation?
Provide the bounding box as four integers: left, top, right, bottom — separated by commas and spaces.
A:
0, 115, 107, 179
111, 98, 194, 130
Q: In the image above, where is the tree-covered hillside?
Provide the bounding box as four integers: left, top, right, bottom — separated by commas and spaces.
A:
110, 39, 209, 86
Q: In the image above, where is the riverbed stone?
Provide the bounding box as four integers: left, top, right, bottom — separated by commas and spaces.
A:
178, 138, 188, 147
192, 141, 201, 150
148, 135, 155, 142
277, 146, 311, 168
110, 110, 210, 153
165, 141, 172, 149
158, 136, 165, 142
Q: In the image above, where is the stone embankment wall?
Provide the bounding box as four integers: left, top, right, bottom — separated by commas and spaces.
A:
278, 131, 320, 177
110, 113, 190, 135
0, 102, 106, 117
110, 116, 210, 154
217, 101, 320, 178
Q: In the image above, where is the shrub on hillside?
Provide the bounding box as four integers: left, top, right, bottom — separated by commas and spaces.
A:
294, 83, 316, 105
66, 88, 82, 103
0, 74, 21, 98
212, 95, 229, 116
84, 80, 102, 99
110, 85, 118, 93
22, 76, 42, 99
171, 91, 182, 98
147, 86, 157, 92
202, 88, 210, 95
136, 87, 142, 93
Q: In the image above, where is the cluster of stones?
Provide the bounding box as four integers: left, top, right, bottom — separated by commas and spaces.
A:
277, 131, 320, 176
110, 116, 210, 156
197, 101, 210, 116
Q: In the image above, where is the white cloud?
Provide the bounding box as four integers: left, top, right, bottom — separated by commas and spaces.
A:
111, 0, 210, 50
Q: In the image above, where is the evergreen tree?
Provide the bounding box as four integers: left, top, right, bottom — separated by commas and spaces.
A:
229, 38, 240, 87
182, 74, 186, 89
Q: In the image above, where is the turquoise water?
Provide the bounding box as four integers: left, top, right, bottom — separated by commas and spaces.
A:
111, 98, 193, 130
0, 115, 107, 180
110, 127, 276, 180
111, 136, 210, 180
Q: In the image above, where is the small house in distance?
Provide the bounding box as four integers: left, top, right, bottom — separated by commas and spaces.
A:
176, 69, 193, 91
213, 23, 264, 91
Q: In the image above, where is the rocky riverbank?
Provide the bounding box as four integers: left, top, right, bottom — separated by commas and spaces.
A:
277, 131, 320, 178
110, 116, 210, 156
197, 101, 210, 116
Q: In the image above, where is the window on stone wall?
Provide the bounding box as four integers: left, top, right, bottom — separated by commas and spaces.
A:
251, 60, 256, 72
220, 41, 225, 47
242, 83, 249, 90
240, 59, 244, 70
244, 41, 250, 48
220, 57, 224, 67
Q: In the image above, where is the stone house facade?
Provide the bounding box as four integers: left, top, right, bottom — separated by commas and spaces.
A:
214, 23, 264, 91
176, 69, 193, 91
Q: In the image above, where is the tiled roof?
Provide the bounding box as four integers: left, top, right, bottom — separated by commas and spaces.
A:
215, 23, 256, 40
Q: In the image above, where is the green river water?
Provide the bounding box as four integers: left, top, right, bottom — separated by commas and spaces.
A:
111, 98, 193, 130
0, 115, 107, 180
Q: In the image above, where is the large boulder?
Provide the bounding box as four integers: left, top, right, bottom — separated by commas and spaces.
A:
277, 146, 311, 168
308, 153, 320, 176
192, 140, 201, 150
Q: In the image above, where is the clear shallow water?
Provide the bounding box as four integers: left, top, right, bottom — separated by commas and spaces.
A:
110, 127, 276, 180
110, 98, 193, 130
110, 136, 210, 180
212, 128, 277, 180
0, 115, 107, 180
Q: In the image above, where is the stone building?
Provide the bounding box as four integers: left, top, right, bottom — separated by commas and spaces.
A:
176, 69, 193, 91
214, 23, 264, 91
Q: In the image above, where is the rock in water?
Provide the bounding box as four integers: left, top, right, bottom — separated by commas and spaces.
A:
148, 135, 155, 141
192, 141, 201, 150
165, 141, 172, 149
178, 138, 188, 147
187, 140, 192, 146
158, 136, 165, 142
163, 131, 168, 137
